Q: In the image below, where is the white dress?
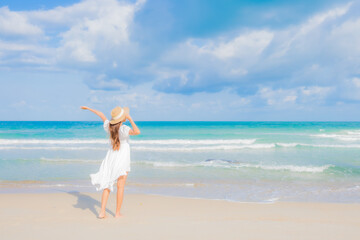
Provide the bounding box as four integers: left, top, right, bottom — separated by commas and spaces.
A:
90, 119, 131, 192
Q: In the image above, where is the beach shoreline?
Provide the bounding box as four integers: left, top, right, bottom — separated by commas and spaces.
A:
1, 192, 359, 240
1, 179, 360, 204
2, 121, 360, 203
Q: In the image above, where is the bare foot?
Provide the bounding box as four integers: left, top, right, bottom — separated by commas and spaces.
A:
115, 213, 122, 218
98, 212, 107, 219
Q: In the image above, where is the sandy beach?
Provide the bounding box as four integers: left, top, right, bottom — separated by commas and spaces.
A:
1, 192, 359, 240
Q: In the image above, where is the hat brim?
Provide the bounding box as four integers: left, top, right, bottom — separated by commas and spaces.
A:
109, 107, 129, 125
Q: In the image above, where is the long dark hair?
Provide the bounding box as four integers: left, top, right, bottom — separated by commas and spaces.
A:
109, 121, 122, 151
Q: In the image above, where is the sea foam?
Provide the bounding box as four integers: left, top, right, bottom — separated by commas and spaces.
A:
2, 142, 360, 151
0, 138, 256, 145
135, 160, 333, 173
132, 143, 275, 151
0, 139, 109, 145
132, 139, 257, 145
311, 131, 360, 141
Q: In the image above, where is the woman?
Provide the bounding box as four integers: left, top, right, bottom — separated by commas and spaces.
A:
81, 106, 140, 219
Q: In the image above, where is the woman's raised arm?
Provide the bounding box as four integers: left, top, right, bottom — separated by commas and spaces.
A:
81, 106, 107, 122
126, 113, 140, 135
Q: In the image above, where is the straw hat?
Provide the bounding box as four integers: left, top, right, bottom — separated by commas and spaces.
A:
109, 106, 129, 124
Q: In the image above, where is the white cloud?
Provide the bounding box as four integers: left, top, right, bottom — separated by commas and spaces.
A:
0, 41, 37, 51
85, 74, 129, 90
87, 84, 252, 120
169, 30, 274, 67
352, 77, 360, 88
272, 2, 352, 58
331, 17, 360, 54
1, 0, 360, 113
0, 0, 146, 68
199, 30, 274, 59
152, 1, 359, 102
27, 0, 146, 26
298, 2, 351, 35
0, 7, 42, 36
0, 40, 54, 66
258, 87, 298, 106
153, 29, 274, 92
301, 86, 333, 97
258, 85, 333, 107
55, 0, 145, 63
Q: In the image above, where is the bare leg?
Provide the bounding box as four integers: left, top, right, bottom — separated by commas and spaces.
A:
99, 188, 110, 219
115, 173, 128, 217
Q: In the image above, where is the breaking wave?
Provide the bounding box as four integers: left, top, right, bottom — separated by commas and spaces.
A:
0, 139, 109, 145
2, 141, 360, 151
135, 159, 333, 173
311, 130, 360, 141
0, 138, 256, 145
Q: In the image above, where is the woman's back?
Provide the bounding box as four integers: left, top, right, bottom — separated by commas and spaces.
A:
103, 119, 131, 145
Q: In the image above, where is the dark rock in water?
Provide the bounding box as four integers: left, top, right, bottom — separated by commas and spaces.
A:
204, 159, 215, 162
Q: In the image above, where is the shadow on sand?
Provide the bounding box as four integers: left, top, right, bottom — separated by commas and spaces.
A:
57, 190, 115, 217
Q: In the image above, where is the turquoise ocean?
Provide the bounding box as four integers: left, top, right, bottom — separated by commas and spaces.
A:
1, 121, 360, 203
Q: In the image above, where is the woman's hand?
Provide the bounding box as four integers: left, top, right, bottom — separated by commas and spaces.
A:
127, 114, 140, 135
80, 106, 90, 110
125, 112, 132, 121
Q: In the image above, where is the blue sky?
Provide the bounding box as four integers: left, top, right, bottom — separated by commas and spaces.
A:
1, 0, 360, 121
